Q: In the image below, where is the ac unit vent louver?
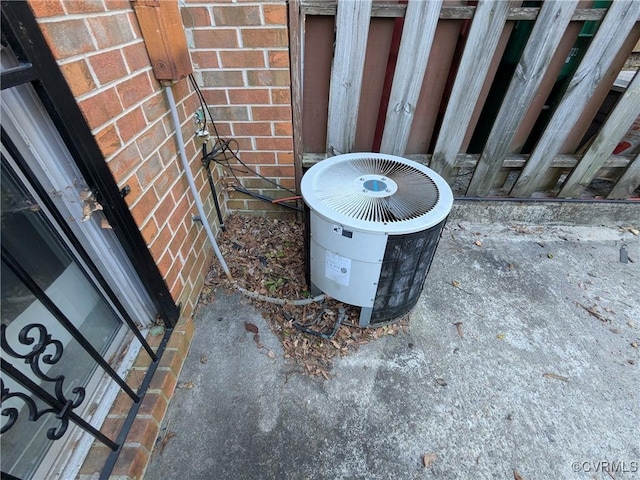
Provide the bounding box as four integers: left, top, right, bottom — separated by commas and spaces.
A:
311, 156, 439, 223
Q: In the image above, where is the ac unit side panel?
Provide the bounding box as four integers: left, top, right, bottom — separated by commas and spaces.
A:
309, 211, 387, 263
310, 240, 382, 308
370, 219, 447, 323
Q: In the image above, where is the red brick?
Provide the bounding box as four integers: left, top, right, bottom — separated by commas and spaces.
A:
78, 88, 123, 129
233, 122, 271, 136
277, 151, 294, 165
202, 70, 244, 88
142, 92, 168, 122
274, 122, 293, 136
28, 0, 65, 18
194, 29, 238, 48
228, 88, 270, 105
123, 41, 151, 72
255, 137, 293, 151
116, 107, 146, 143
236, 151, 275, 165
112, 446, 149, 478
155, 249, 172, 277
259, 165, 294, 178
169, 276, 184, 304
78, 444, 111, 477
219, 50, 265, 68
117, 71, 154, 109
89, 49, 127, 85
200, 88, 227, 105
150, 224, 173, 262
130, 187, 159, 225
65, 0, 105, 14
59, 59, 96, 97
100, 415, 126, 440
153, 163, 180, 198
138, 392, 169, 423
242, 28, 288, 48
213, 5, 261, 26
268, 50, 290, 68
263, 4, 287, 24
104, 0, 131, 10
168, 223, 188, 255
140, 217, 159, 245
181, 6, 211, 27
87, 14, 135, 49
159, 348, 184, 376
137, 121, 167, 158
95, 124, 121, 157
122, 173, 143, 207
40, 19, 95, 59
252, 105, 291, 121
137, 153, 163, 187
210, 105, 249, 122
125, 417, 160, 451
247, 69, 290, 87
271, 88, 291, 104
191, 51, 219, 69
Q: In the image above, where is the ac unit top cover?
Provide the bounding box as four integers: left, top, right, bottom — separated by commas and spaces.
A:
301, 153, 454, 235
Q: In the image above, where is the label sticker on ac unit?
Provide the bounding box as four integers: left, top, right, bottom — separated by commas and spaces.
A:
325, 251, 351, 286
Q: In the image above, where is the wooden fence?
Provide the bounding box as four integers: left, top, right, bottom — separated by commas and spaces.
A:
288, 0, 640, 199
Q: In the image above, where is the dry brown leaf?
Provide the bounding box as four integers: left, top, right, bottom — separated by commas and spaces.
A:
475, 240, 482, 247
200, 354, 208, 364
244, 322, 259, 334
177, 381, 195, 389
514, 470, 525, 480
422, 453, 437, 468
267, 350, 276, 359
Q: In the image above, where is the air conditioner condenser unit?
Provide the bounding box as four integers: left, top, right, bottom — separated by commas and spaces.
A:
300, 153, 453, 327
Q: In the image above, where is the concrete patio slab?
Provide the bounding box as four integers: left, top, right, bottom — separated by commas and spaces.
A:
145, 220, 639, 480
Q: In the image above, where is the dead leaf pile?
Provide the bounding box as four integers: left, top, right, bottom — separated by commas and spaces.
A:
198, 214, 409, 378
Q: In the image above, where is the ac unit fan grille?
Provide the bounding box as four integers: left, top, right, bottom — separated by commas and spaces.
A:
312, 156, 439, 223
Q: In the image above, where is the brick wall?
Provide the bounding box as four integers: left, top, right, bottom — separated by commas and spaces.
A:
29, 0, 297, 315
29, 0, 231, 319
181, 0, 296, 216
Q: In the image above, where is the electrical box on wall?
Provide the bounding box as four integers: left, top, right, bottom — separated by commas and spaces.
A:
132, 0, 193, 82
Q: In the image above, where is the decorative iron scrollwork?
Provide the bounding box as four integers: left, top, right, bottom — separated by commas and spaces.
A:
1, 323, 85, 440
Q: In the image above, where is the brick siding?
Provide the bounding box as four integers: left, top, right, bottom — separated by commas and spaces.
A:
183, 1, 296, 216
27, 1, 296, 478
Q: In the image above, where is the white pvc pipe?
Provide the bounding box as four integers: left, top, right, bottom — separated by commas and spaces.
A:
165, 85, 233, 281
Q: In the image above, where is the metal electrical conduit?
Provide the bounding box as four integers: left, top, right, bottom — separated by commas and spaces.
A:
164, 86, 325, 307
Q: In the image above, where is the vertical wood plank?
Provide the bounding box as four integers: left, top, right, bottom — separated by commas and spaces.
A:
326, 0, 372, 155
379, 0, 443, 155
288, 0, 304, 191
430, 0, 510, 183
510, 0, 640, 197
302, 16, 335, 154
354, 18, 396, 152
466, 0, 580, 196
559, 71, 640, 198
607, 153, 640, 199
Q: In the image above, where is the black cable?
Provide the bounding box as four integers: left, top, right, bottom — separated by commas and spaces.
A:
293, 308, 346, 340
188, 74, 299, 199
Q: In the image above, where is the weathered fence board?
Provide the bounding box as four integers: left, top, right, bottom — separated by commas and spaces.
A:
379, 0, 442, 155
559, 71, 640, 198
608, 153, 640, 199
293, 1, 640, 200
466, 0, 580, 196
326, 0, 372, 155
511, 0, 640, 197
430, 0, 510, 183
303, 153, 634, 170
300, 2, 611, 21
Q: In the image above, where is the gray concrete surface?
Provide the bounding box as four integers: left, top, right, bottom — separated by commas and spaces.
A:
145, 220, 639, 480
